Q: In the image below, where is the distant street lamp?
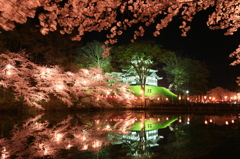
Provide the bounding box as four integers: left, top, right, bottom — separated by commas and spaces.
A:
186, 90, 189, 104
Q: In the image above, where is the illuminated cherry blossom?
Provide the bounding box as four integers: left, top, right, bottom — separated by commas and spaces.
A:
0, 51, 135, 109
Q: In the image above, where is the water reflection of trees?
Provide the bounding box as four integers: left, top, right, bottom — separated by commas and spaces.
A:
2, 112, 238, 159
0, 111, 178, 159
0, 112, 137, 158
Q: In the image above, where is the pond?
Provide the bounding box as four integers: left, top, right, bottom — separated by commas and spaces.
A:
0, 110, 240, 159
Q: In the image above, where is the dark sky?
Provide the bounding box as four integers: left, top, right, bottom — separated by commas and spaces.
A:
153, 9, 240, 91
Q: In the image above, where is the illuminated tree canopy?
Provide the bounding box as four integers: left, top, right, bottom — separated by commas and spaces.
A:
0, 0, 238, 41
1, 0, 240, 63
0, 51, 135, 109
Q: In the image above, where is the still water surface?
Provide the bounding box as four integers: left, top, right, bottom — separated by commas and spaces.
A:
0, 110, 240, 159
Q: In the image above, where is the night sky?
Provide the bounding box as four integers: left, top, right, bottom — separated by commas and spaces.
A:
152, 9, 240, 91
85, 8, 240, 91
158, 8, 240, 91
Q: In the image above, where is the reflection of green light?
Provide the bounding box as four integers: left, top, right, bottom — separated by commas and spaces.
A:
129, 118, 178, 131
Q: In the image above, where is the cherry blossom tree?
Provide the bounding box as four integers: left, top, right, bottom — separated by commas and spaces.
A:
0, 51, 135, 110
207, 87, 236, 101
0, 1, 236, 44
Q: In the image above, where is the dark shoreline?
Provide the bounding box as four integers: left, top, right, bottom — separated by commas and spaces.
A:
1, 103, 240, 115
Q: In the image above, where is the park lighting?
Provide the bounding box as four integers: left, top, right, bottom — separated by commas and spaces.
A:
224, 96, 227, 100
55, 133, 63, 142
6, 64, 12, 69
82, 145, 88, 150
6, 71, 12, 75
83, 69, 89, 74
140, 123, 144, 128
56, 84, 64, 90
66, 143, 72, 149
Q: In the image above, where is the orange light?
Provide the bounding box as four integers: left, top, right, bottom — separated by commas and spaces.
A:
179, 119, 182, 123
6, 64, 12, 69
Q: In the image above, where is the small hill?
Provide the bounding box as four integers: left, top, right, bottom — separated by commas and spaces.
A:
129, 85, 178, 101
